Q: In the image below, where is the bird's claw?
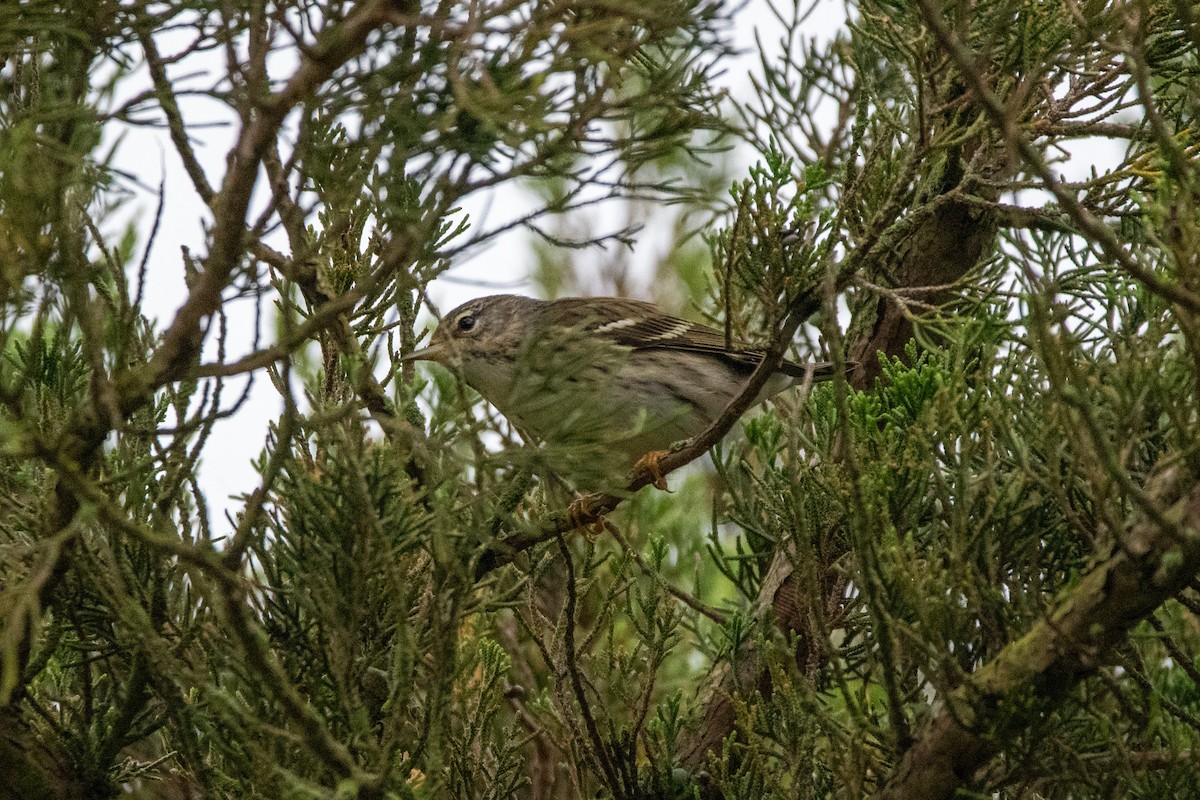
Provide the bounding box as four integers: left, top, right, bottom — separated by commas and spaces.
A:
566, 493, 606, 533
633, 449, 671, 490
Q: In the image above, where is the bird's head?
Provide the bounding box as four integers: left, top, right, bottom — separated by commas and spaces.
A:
399, 294, 543, 376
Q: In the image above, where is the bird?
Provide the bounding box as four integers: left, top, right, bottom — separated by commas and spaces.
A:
400, 294, 841, 487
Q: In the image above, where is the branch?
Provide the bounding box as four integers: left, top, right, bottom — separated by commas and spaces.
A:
679, 172, 1006, 775
878, 468, 1200, 800
6, 0, 398, 714
28, 426, 370, 783
555, 536, 625, 795
914, 0, 1200, 314
137, 28, 215, 206
120, 0, 398, 406
1029, 119, 1149, 141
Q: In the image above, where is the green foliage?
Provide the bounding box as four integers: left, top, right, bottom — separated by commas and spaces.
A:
709, 148, 835, 340
3, 1, 1200, 799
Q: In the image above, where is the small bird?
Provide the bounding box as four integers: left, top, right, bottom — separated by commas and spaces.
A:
400, 294, 840, 485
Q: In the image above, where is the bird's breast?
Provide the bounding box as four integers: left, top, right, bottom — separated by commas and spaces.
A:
457, 347, 796, 460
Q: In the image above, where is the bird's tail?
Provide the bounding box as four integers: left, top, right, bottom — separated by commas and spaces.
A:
778, 360, 854, 382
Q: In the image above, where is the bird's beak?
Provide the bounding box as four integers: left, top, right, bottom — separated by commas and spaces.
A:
398, 342, 449, 364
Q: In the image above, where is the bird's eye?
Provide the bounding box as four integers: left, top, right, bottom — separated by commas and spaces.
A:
456, 314, 476, 333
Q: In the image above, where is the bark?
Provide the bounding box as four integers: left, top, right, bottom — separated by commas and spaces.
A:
878, 469, 1200, 800
0, 709, 84, 800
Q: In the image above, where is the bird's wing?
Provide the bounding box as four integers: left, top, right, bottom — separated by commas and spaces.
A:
545, 297, 833, 379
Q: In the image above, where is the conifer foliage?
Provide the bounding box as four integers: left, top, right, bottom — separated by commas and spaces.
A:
2, 2, 1200, 798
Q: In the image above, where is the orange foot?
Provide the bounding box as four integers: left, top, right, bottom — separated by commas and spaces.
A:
566, 493, 600, 532
633, 449, 671, 491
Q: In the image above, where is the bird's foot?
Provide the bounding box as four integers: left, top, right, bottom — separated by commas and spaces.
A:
566, 493, 605, 533
633, 449, 671, 491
